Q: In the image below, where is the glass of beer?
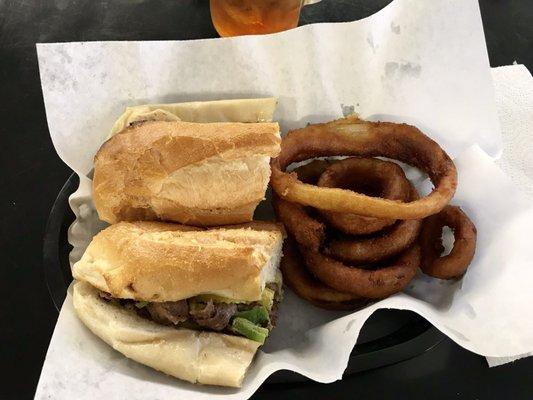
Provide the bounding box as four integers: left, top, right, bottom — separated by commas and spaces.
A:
210, 0, 321, 37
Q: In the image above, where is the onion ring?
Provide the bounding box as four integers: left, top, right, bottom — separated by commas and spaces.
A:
325, 185, 422, 264
271, 115, 457, 219
303, 244, 421, 299
280, 239, 368, 310
317, 157, 411, 235
420, 206, 477, 279
272, 193, 325, 252
272, 160, 332, 251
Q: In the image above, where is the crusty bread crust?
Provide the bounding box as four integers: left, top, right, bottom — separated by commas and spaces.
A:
93, 120, 281, 226
72, 221, 285, 302
73, 281, 260, 387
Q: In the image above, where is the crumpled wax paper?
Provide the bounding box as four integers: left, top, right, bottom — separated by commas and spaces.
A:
485, 64, 533, 367
35, 1, 533, 398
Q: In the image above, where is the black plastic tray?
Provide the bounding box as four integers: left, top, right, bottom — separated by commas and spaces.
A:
42, 173, 444, 382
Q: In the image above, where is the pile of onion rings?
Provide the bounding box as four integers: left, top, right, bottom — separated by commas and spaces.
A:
271, 116, 477, 309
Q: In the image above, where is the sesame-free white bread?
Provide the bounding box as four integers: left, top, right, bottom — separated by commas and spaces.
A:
93, 120, 281, 226
72, 280, 260, 387
72, 221, 285, 302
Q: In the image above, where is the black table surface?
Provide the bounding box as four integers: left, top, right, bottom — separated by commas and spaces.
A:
0, 1, 532, 399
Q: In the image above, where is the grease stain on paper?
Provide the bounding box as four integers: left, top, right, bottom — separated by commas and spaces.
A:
366, 32, 376, 54
341, 104, 355, 117
462, 303, 477, 319
344, 319, 358, 333
384, 61, 421, 79
391, 21, 401, 34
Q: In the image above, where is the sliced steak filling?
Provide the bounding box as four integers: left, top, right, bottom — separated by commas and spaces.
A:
99, 283, 281, 336
190, 301, 237, 331
146, 300, 189, 325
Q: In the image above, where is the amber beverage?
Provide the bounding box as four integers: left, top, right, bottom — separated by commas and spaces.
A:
210, 0, 305, 37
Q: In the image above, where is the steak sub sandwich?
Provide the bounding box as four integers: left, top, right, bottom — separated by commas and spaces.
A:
72, 221, 285, 387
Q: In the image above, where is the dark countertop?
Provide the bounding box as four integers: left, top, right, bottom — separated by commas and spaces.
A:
0, 1, 531, 399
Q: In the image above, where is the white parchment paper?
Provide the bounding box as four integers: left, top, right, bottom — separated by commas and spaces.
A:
36, 1, 533, 398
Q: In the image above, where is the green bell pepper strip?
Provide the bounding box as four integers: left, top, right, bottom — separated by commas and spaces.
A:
234, 306, 269, 325
231, 317, 269, 344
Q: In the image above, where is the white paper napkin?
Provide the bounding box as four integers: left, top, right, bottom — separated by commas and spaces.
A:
486, 64, 533, 368
492, 65, 533, 199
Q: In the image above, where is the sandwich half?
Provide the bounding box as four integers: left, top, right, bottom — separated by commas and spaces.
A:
72, 221, 285, 388
93, 120, 281, 226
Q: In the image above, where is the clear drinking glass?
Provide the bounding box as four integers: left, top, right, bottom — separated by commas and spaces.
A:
210, 0, 321, 37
